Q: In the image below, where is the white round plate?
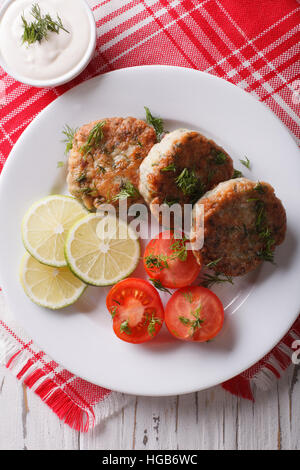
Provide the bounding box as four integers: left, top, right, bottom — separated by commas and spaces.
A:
0, 66, 299, 396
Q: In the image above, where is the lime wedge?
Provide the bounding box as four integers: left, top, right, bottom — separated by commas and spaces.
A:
65, 214, 140, 286
20, 253, 86, 310
22, 195, 87, 267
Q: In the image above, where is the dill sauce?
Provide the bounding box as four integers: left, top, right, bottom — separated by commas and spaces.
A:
0, 0, 91, 81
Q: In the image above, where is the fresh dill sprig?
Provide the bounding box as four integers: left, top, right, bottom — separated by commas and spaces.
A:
62, 125, 77, 155
110, 306, 117, 318
254, 182, 265, 194
22, 3, 69, 45
179, 305, 204, 336
179, 316, 190, 326
79, 187, 94, 195
214, 152, 227, 165
161, 163, 176, 173
149, 278, 172, 295
120, 320, 132, 335
145, 254, 169, 271
233, 169, 243, 178
240, 156, 251, 169
251, 198, 276, 263
205, 258, 222, 268
175, 168, 199, 196
80, 121, 106, 156
112, 181, 140, 201
257, 229, 275, 263
201, 272, 233, 288
147, 314, 162, 337
254, 200, 265, 231
144, 107, 164, 140
76, 172, 87, 183
170, 236, 187, 262
182, 292, 193, 303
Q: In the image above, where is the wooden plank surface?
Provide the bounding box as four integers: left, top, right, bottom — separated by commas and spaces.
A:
0, 364, 299, 450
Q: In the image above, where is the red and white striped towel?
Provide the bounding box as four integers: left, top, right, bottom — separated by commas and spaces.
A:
0, 0, 299, 432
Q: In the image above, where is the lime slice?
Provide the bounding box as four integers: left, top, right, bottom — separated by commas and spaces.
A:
20, 253, 86, 310
22, 195, 88, 267
65, 214, 140, 286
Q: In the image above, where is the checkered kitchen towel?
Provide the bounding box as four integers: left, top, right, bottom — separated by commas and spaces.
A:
0, 0, 299, 432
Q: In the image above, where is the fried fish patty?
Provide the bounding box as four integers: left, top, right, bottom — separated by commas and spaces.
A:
190, 178, 287, 277
67, 117, 157, 210
139, 129, 234, 215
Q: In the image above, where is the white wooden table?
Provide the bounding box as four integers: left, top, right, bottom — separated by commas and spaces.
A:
0, 363, 299, 450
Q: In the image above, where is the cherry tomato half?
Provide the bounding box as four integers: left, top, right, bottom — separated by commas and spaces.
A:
165, 286, 224, 342
143, 231, 201, 289
106, 278, 164, 344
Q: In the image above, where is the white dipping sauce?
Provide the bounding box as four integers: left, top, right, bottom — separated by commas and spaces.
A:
0, 0, 91, 80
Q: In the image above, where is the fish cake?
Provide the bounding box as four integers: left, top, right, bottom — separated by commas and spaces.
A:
67, 117, 157, 210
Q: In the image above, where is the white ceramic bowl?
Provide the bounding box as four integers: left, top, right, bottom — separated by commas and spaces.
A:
0, 0, 97, 88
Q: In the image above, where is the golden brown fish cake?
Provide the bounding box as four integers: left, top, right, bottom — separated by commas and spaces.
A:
67, 117, 157, 210
139, 129, 234, 223
190, 178, 287, 277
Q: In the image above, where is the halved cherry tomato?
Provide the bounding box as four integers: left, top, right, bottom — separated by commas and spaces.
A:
165, 286, 224, 342
106, 278, 164, 344
143, 231, 201, 289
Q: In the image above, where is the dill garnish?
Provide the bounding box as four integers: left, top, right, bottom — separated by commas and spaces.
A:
214, 152, 227, 165
254, 200, 265, 230
179, 316, 190, 326
145, 254, 169, 271
62, 125, 77, 155
170, 236, 187, 262
254, 182, 265, 194
251, 198, 275, 263
79, 187, 93, 195
201, 272, 233, 288
183, 292, 193, 303
205, 258, 222, 268
110, 306, 117, 318
179, 305, 204, 336
240, 156, 251, 169
76, 173, 87, 183
175, 168, 205, 204
147, 315, 162, 337
144, 107, 164, 140
22, 4, 69, 45
56, 161, 64, 168
149, 279, 172, 295
257, 229, 275, 263
113, 181, 140, 201
80, 121, 106, 156
120, 320, 131, 335
233, 169, 243, 178
161, 163, 176, 173
175, 168, 198, 196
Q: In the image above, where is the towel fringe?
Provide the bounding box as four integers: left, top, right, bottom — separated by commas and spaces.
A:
0, 320, 124, 432
222, 315, 300, 400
